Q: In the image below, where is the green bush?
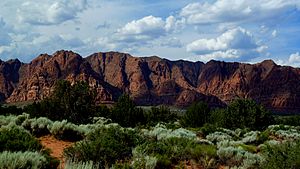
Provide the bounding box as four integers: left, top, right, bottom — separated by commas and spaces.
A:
0, 105, 23, 116
145, 106, 177, 125
0, 125, 59, 168
111, 94, 146, 127
0, 125, 42, 152
199, 123, 218, 136
24, 80, 97, 124
210, 99, 273, 130
275, 115, 300, 126
50, 120, 84, 141
64, 126, 143, 169
0, 151, 47, 169
22, 117, 53, 137
181, 101, 211, 128
261, 141, 300, 169
217, 146, 263, 168
111, 162, 132, 169
133, 137, 217, 168
189, 144, 218, 169
65, 161, 98, 169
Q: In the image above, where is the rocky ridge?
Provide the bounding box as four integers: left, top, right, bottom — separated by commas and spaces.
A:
1, 50, 300, 113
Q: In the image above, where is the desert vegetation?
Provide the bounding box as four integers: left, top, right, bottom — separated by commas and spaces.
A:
1, 80, 300, 168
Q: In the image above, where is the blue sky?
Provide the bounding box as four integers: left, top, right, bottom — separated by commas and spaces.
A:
0, 0, 300, 67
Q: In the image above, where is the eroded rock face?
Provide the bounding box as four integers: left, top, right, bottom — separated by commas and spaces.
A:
6, 50, 117, 103
2, 50, 300, 113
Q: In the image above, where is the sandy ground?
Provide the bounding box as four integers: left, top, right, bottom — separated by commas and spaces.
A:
39, 135, 74, 169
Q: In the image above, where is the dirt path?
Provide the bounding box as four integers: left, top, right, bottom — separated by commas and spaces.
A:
39, 135, 74, 169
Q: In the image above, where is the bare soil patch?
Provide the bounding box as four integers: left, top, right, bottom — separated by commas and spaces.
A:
39, 135, 74, 169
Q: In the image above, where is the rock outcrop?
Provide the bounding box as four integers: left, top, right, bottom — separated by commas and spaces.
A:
1, 50, 300, 113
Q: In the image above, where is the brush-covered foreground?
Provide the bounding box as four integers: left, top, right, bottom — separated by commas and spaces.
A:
0, 81, 299, 169
1, 113, 300, 169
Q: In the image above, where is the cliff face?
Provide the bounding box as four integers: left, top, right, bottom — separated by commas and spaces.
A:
2, 50, 300, 113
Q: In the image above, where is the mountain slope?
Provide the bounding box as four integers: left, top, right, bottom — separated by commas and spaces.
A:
1, 50, 300, 113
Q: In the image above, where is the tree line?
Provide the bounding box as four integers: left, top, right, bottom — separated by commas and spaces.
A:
0, 80, 296, 130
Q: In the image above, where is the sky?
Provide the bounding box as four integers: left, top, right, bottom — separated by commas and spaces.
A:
0, 0, 300, 67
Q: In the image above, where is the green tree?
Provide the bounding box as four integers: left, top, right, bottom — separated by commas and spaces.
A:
211, 99, 273, 130
111, 94, 146, 127
146, 106, 176, 125
181, 101, 211, 127
25, 80, 97, 124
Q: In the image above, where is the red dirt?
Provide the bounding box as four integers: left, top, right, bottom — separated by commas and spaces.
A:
39, 135, 74, 169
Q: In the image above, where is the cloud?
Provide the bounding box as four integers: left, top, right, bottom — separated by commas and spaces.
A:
0, 18, 12, 46
117, 15, 166, 41
187, 27, 257, 54
96, 22, 110, 30
0, 34, 86, 61
165, 16, 185, 33
180, 0, 300, 25
186, 27, 266, 61
276, 52, 300, 67
272, 30, 277, 37
160, 37, 183, 48
116, 15, 184, 44
288, 52, 300, 63
17, 0, 88, 25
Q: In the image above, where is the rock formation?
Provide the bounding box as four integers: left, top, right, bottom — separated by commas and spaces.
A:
1, 50, 300, 113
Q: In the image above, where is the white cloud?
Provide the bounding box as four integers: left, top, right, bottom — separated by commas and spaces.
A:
0, 18, 13, 46
276, 52, 300, 67
197, 49, 240, 61
288, 52, 300, 63
272, 30, 277, 37
0, 34, 87, 61
17, 0, 88, 25
118, 16, 165, 36
160, 37, 183, 48
116, 15, 184, 44
165, 16, 185, 33
186, 27, 266, 62
187, 27, 258, 54
180, 0, 300, 25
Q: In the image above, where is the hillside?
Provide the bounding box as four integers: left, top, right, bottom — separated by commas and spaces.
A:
1, 50, 300, 113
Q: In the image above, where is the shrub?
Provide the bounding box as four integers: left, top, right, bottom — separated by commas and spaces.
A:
64, 126, 143, 169
210, 99, 273, 130
275, 115, 300, 126
145, 106, 176, 125
0, 125, 59, 169
199, 123, 218, 136
217, 146, 264, 168
24, 80, 97, 124
206, 131, 233, 144
0, 151, 47, 169
0, 113, 29, 126
50, 120, 84, 141
111, 162, 132, 169
22, 117, 53, 137
181, 101, 211, 128
0, 125, 42, 152
65, 161, 98, 169
111, 94, 146, 127
261, 140, 300, 169
131, 155, 157, 169
241, 131, 260, 144
0, 105, 23, 116
143, 123, 196, 140
133, 137, 217, 168
189, 144, 218, 169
